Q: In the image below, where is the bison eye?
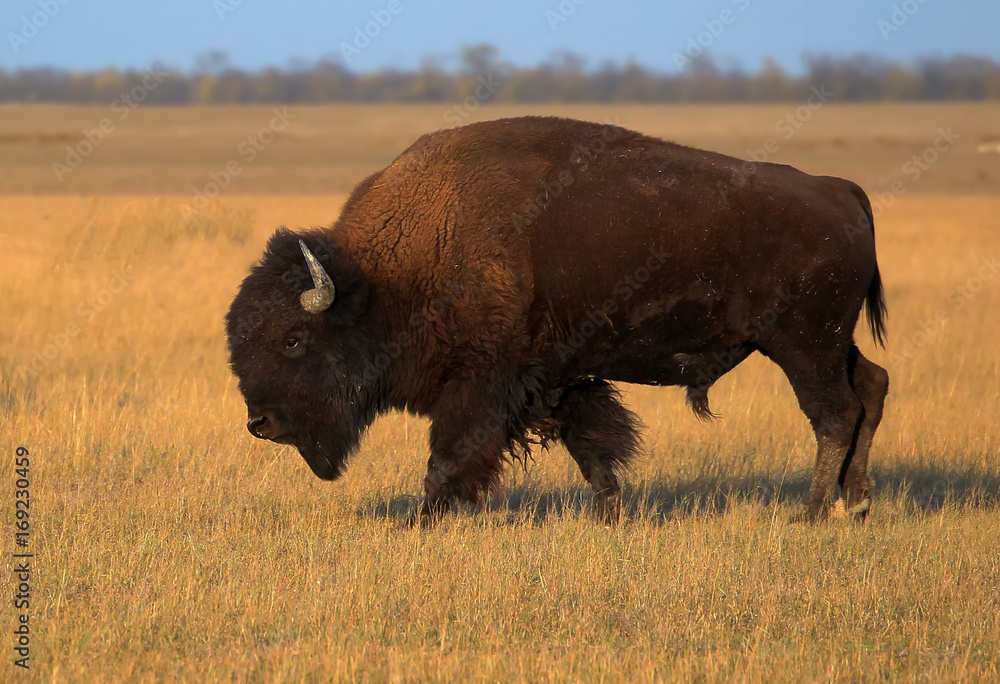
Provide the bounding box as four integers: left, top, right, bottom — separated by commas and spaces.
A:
281, 332, 308, 358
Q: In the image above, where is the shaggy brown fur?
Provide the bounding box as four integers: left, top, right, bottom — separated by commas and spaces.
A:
226, 116, 888, 521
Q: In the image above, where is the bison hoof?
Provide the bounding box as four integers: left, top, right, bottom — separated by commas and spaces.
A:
414, 499, 450, 527
593, 493, 623, 525
791, 496, 871, 524
831, 496, 872, 521
405, 510, 431, 528
789, 503, 827, 524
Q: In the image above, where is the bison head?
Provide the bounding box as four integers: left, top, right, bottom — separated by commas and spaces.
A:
225, 228, 380, 480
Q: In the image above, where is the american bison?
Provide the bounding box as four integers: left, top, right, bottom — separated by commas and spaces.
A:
226, 116, 888, 522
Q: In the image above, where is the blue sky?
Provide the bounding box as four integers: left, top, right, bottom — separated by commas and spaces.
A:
2, 0, 997, 74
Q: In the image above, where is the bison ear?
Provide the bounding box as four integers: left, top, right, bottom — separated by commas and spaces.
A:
293, 231, 371, 327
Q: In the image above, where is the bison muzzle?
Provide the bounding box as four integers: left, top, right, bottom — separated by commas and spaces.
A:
226, 116, 889, 523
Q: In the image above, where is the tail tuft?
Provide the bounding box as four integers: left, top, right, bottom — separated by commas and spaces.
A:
686, 385, 718, 421
866, 267, 888, 348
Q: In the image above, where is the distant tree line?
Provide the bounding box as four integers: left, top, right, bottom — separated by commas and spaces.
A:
2, 46, 999, 104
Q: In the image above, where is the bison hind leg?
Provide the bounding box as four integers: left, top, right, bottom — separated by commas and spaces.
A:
553, 380, 643, 522
840, 346, 889, 517
685, 384, 719, 421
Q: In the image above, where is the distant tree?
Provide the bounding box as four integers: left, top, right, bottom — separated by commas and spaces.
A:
195, 50, 231, 75
460, 44, 501, 76
748, 58, 792, 101
1, 47, 999, 104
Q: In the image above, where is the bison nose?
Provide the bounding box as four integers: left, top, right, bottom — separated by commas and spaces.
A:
247, 415, 269, 439
246, 409, 293, 443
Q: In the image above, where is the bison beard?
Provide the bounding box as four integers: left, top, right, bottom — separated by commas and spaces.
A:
291, 416, 367, 482
225, 116, 889, 524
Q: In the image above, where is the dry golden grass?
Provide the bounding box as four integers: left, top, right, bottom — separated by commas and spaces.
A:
1, 104, 999, 681
3, 102, 999, 196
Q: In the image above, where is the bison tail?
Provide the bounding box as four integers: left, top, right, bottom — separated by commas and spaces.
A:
849, 182, 888, 348
866, 265, 888, 349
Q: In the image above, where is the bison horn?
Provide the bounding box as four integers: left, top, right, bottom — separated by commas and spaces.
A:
298, 239, 336, 314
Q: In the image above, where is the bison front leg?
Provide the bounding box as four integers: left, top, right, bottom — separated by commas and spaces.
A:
421, 404, 509, 522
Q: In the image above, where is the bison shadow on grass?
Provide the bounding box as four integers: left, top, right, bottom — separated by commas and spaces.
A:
356, 464, 1000, 525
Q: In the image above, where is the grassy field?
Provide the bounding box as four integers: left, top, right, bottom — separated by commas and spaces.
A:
2, 102, 1000, 196
1, 104, 999, 681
